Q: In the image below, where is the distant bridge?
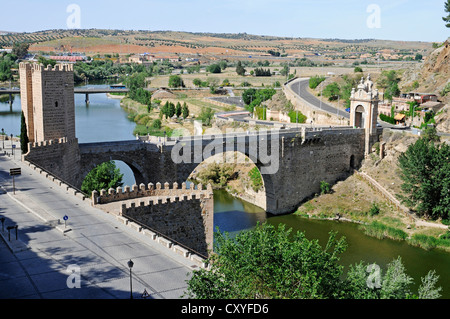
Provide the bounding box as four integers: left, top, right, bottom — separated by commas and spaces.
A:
0, 87, 135, 104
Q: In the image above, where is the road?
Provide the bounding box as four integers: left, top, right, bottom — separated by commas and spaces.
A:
287, 78, 350, 119
0, 150, 194, 299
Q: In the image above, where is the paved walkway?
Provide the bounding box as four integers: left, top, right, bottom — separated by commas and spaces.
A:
0, 151, 194, 299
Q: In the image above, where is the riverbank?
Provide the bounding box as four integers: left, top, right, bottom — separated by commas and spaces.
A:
294, 172, 450, 252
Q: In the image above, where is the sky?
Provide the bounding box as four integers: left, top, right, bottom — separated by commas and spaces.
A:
0, 0, 448, 42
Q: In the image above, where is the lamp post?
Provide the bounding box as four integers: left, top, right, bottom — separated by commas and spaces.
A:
1, 128, 4, 149
127, 259, 134, 299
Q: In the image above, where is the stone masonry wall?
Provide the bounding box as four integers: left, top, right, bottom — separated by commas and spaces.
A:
114, 190, 214, 257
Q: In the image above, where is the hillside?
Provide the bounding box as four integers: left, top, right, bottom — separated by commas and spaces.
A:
0, 29, 434, 62
402, 40, 449, 103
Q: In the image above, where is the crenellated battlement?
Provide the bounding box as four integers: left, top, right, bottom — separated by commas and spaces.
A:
92, 182, 213, 205
19, 62, 74, 73
27, 137, 79, 149
93, 182, 214, 258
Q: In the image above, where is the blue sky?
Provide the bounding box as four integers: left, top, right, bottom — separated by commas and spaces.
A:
0, 0, 448, 42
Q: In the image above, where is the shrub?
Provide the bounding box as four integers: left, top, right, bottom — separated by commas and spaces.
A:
369, 203, 380, 216
309, 75, 326, 89
320, 181, 331, 195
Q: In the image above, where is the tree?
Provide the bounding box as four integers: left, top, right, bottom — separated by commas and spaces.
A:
354, 66, 363, 73
415, 53, 423, 61
161, 101, 169, 119
322, 82, 341, 101
185, 223, 347, 299
443, 0, 450, 28
398, 135, 450, 220
37, 56, 56, 67
175, 102, 182, 118
81, 161, 124, 195
193, 78, 202, 87
182, 102, 189, 119
168, 75, 184, 88
377, 70, 401, 101
168, 102, 176, 118
343, 257, 441, 299
309, 75, 326, 89
236, 61, 246, 76
12, 42, 29, 59
185, 223, 441, 299
20, 111, 29, 154
197, 107, 214, 126
207, 64, 221, 74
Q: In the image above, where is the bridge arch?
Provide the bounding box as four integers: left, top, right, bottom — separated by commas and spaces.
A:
79, 154, 147, 191
186, 151, 271, 211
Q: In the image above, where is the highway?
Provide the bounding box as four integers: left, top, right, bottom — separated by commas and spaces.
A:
287, 78, 350, 119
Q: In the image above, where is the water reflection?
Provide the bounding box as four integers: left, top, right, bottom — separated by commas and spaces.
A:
213, 189, 267, 237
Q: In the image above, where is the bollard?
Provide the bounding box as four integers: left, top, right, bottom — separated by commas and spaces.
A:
6, 225, 18, 241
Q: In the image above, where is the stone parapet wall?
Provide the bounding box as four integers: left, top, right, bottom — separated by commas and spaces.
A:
115, 188, 214, 258
92, 182, 213, 205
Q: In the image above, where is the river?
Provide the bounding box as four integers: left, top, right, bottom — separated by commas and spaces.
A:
1, 84, 448, 298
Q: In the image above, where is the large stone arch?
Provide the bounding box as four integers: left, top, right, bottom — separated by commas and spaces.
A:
173, 149, 273, 212
78, 153, 147, 190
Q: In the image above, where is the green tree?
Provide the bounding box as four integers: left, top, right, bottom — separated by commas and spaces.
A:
322, 82, 341, 101
207, 64, 221, 73
20, 111, 29, 154
168, 75, 184, 88
443, 0, 450, 27
197, 107, 214, 126
185, 223, 442, 299
398, 136, 450, 220
37, 56, 56, 67
161, 101, 169, 119
168, 102, 176, 118
81, 161, 124, 195
193, 78, 202, 87
175, 102, 182, 118
309, 75, 326, 89
182, 102, 189, 119
343, 257, 441, 299
185, 223, 347, 299
354, 66, 363, 73
12, 42, 29, 59
236, 61, 246, 76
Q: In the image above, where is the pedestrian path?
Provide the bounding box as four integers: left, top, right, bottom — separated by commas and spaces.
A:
0, 153, 194, 299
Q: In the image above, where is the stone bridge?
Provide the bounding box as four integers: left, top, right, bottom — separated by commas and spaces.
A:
25, 127, 367, 215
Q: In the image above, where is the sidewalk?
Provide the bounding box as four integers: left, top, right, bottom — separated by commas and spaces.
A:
0, 151, 195, 299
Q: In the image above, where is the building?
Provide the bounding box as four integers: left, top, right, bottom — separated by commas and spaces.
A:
48, 55, 86, 63
19, 62, 76, 143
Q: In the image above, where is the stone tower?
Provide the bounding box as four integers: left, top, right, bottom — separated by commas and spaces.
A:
19, 62, 80, 186
350, 74, 379, 155
19, 63, 76, 143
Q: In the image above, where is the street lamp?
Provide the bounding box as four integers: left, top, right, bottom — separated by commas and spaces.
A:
127, 259, 134, 299
1, 128, 4, 149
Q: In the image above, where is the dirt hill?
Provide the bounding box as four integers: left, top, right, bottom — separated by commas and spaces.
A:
402, 40, 449, 103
